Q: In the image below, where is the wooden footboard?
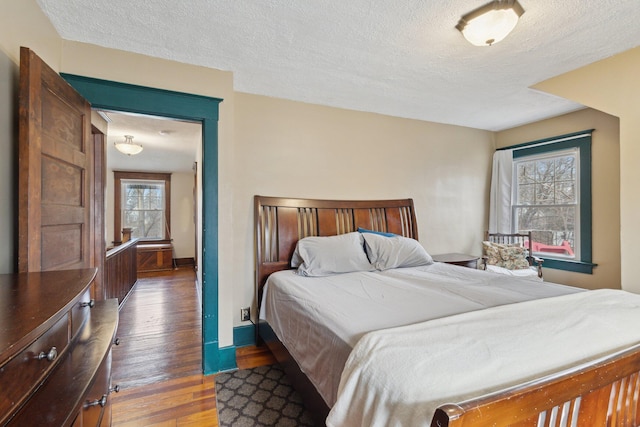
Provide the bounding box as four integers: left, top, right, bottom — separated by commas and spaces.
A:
431, 343, 640, 427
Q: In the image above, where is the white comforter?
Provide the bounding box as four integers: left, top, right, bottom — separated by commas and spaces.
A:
261, 263, 581, 406
326, 289, 640, 427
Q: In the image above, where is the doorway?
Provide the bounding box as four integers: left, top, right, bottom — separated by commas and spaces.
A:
100, 109, 200, 264
62, 73, 223, 374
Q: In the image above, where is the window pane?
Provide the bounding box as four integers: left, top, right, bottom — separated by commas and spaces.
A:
535, 183, 554, 204
555, 181, 575, 203
554, 155, 575, 180
515, 206, 576, 258
517, 183, 534, 205
121, 180, 165, 239
535, 160, 554, 183
517, 162, 535, 186
516, 154, 577, 206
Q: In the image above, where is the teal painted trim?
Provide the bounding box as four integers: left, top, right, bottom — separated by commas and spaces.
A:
201, 119, 219, 374
498, 129, 594, 151
513, 134, 594, 272
62, 74, 222, 373
61, 74, 221, 121
217, 345, 238, 373
542, 258, 597, 274
202, 341, 219, 374
234, 324, 256, 347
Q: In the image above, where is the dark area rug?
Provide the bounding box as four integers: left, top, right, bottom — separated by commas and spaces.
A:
215, 364, 317, 426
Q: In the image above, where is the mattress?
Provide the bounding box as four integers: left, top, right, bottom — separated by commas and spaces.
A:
259, 262, 582, 406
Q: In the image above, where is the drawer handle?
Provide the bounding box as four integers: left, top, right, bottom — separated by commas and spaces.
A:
80, 299, 95, 308
109, 384, 120, 394
85, 394, 108, 408
114, 337, 121, 346
37, 346, 58, 362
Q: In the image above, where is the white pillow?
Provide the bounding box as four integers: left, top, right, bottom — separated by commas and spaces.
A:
362, 232, 433, 270
485, 264, 542, 281
292, 232, 373, 277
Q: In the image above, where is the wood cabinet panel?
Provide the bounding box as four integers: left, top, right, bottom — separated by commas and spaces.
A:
137, 244, 173, 272
0, 313, 69, 420
0, 269, 118, 426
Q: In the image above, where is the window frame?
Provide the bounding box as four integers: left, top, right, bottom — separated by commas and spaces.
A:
509, 130, 595, 274
114, 171, 172, 245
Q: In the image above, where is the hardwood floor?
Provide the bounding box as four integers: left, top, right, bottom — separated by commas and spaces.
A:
111, 268, 275, 426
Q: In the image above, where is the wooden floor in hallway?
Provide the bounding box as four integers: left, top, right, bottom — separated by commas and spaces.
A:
111, 267, 275, 426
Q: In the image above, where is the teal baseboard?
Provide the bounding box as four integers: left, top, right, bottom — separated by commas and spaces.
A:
208, 325, 257, 374
217, 346, 238, 372
202, 340, 219, 375
234, 324, 256, 348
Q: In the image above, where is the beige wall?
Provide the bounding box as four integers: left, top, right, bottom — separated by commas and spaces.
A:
0, 0, 63, 274
496, 108, 621, 290
533, 47, 640, 293
233, 93, 494, 322
0, 50, 17, 274
0, 0, 62, 69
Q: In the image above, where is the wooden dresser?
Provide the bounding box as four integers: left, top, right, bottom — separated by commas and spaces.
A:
0, 268, 119, 426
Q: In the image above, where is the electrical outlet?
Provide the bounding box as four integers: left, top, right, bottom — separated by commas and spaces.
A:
240, 307, 250, 322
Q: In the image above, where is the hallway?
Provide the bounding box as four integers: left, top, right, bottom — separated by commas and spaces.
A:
110, 268, 275, 426
110, 268, 216, 426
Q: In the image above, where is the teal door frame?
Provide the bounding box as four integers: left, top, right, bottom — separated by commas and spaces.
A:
62, 74, 223, 374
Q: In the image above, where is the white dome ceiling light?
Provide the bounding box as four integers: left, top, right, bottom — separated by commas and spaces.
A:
114, 134, 143, 156
456, 0, 525, 47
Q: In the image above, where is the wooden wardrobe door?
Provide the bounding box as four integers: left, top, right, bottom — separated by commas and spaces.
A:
18, 47, 94, 272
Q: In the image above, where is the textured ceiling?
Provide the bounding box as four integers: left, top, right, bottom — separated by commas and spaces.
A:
38, 0, 640, 131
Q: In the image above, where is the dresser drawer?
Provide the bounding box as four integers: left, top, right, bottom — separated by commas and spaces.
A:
71, 289, 93, 339
81, 350, 112, 426
0, 313, 69, 421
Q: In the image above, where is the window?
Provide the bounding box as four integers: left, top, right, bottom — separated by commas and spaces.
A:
513, 149, 578, 259
510, 130, 594, 273
114, 172, 171, 244
122, 180, 165, 239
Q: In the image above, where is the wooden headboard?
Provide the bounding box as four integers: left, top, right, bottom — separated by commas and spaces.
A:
254, 195, 418, 301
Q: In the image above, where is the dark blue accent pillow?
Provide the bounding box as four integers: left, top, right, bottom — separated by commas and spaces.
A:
357, 227, 396, 237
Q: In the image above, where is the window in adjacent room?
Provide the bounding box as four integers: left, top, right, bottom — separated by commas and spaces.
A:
114, 171, 171, 244
509, 130, 594, 273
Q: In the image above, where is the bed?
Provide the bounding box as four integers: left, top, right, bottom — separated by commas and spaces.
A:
254, 195, 640, 426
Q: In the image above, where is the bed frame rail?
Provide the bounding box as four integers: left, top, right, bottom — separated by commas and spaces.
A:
431, 343, 640, 427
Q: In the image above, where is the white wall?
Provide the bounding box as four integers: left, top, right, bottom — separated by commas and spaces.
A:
170, 172, 196, 259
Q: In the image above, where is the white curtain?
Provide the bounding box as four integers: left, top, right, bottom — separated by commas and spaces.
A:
488, 149, 513, 234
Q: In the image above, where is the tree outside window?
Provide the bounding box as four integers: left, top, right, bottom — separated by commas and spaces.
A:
513, 149, 578, 259
505, 130, 594, 274
114, 171, 171, 244
122, 181, 165, 239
